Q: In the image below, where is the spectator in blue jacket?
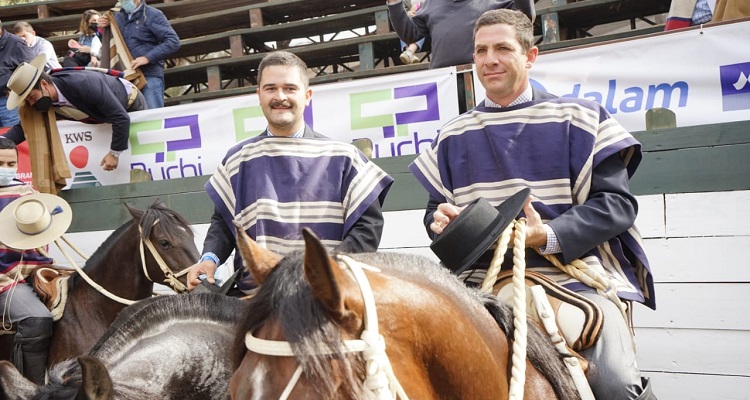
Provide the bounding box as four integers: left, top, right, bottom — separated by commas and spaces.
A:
0, 20, 35, 127
98, 0, 180, 109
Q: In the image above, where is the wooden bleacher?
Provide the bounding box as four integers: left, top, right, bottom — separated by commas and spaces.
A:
1, 0, 673, 106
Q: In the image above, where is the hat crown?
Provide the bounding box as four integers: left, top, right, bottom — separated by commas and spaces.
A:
14, 199, 52, 235
8, 62, 41, 99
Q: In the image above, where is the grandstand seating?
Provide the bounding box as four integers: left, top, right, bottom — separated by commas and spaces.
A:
1, 0, 672, 105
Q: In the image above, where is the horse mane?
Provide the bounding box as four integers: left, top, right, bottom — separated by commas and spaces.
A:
90, 293, 245, 359
36, 294, 246, 400
65, 220, 134, 290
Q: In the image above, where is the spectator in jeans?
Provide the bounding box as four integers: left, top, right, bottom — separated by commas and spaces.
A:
98, 0, 180, 109
0, 20, 35, 128
63, 10, 103, 67
399, 0, 425, 65
13, 22, 62, 71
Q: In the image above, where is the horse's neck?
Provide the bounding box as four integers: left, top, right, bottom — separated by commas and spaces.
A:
79, 224, 153, 300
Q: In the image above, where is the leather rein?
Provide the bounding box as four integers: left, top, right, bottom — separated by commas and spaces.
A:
244, 255, 409, 400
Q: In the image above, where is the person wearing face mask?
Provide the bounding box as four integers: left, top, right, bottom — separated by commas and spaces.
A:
0, 136, 73, 385
2, 54, 146, 178
97, 0, 180, 109
184, 51, 394, 295
63, 10, 102, 68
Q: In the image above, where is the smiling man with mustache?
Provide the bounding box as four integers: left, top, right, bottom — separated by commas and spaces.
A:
186, 51, 394, 294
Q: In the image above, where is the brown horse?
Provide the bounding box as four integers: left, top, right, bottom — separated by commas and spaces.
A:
0, 200, 199, 366
229, 227, 580, 399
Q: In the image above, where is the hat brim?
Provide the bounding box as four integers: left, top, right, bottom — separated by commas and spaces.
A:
431, 188, 531, 275
7, 54, 48, 110
0, 193, 72, 250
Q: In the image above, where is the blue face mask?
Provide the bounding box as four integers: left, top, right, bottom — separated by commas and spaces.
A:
121, 0, 137, 13
0, 167, 18, 186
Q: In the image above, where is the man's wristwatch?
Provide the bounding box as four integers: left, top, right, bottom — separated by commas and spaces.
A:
109, 150, 122, 158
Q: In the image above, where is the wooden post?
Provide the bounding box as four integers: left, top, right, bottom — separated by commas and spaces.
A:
250, 9, 264, 28
230, 35, 245, 58
207, 65, 221, 92
375, 10, 390, 34
359, 42, 374, 70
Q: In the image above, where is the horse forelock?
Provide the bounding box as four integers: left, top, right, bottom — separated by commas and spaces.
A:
238, 251, 364, 399
138, 202, 194, 242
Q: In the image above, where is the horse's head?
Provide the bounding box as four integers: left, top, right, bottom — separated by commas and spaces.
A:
125, 200, 199, 293
229, 226, 530, 399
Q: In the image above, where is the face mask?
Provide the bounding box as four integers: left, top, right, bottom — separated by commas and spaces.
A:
121, 0, 137, 13
89, 23, 98, 31
32, 95, 52, 112
0, 167, 17, 186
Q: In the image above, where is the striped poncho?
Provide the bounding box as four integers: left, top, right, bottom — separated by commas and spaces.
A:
206, 135, 393, 254
0, 182, 55, 293
410, 97, 655, 309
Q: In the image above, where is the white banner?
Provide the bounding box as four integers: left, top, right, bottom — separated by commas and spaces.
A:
55, 67, 458, 188
474, 19, 750, 132
46, 20, 750, 188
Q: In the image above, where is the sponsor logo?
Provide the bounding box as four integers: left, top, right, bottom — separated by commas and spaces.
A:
350, 82, 440, 158
719, 62, 750, 112
559, 79, 689, 115
129, 115, 206, 180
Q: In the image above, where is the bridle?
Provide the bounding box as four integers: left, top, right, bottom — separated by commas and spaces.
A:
244, 255, 409, 400
138, 224, 189, 293
50, 220, 190, 306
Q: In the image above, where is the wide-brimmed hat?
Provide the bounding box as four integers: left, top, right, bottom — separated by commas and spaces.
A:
6, 54, 48, 110
0, 193, 72, 250
430, 187, 531, 275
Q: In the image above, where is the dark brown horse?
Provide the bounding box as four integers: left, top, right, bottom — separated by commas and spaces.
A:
0, 293, 246, 400
229, 227, 580, 399
0, 200, 199, 366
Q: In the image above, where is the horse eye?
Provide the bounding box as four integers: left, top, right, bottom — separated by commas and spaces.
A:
158, 239, 172, 249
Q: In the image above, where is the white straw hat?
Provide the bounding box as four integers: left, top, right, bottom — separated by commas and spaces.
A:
6, 54, 48, 110
0, 193, 72, 250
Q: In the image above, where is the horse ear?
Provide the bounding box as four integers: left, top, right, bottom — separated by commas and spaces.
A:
124, 202, 144, 221
302, 228, 361, 327
77, 356, 114, 400
0, 360, 37, 399
233, 220, 281, 285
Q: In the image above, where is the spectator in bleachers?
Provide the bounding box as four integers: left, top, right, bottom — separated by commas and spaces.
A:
98, 0, 180, 109
387, 0, 535, 69
399, 0, 425, 65
13, 22, 62, 71
63, 10, 103, 68
0, 20, 35, 128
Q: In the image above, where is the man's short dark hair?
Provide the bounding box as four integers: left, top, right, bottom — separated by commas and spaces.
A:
257, 51, 309, 88
0, 136, 18, 155
473, 9, 535, 53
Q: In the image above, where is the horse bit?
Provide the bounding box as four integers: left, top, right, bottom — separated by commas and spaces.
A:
244, 255, 410, 400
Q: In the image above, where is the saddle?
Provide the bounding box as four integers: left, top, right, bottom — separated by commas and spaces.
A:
31, 265, 74, 321
493, 270, 604, 352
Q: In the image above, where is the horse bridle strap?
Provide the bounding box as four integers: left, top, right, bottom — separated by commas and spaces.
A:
138, 223, 189, 293
244, 255, 409, 400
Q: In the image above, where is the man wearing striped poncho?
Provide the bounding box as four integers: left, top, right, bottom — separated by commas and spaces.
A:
186, 51, 393, 293
409, 10, 657, 400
